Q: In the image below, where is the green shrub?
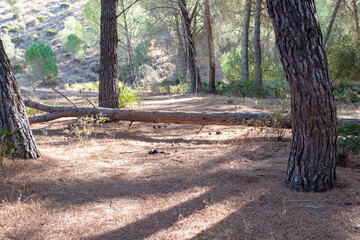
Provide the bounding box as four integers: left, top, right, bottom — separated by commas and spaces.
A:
60, 2, 70, 9
36, 16, 45, 22
64, 34, 83, 57
118, 83, 141, 108
0, 127, 20, 160
32, 33, 38, 40
46, 29, 58, 36
8, 27, 19, 33
1, 25, 10, 32
25, 43, 58, 84
11, 37, 23, 44
333, 81, 360, 103
220, 47, 242, 82
65, 82, 99, 92
12, 64, 25, 73
338, 122, 360, 167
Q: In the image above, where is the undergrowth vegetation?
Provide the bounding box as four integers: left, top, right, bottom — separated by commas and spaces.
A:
337, 122, 360, 167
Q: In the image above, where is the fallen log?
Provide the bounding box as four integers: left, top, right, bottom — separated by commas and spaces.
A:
24, 100, 359, 128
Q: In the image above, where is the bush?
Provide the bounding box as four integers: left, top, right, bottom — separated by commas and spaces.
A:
36, 16, 45, 22
60, 2, 70, 9
25, 43, 58, 84
64, 34, 83, 57
46, 29, 58, 36
333, 81, 360, 104
0, 127, 19, 160
338, 122, 360, 167
118, 83, 141, 108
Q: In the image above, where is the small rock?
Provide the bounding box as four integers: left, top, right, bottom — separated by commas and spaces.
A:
344, 202, 353, 206
354, 226, 360, 230
305, 205, 325, 212
149, 149, 158, 154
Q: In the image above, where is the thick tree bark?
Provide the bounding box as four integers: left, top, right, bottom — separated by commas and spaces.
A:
323, 0, 342, 47
241, 0, 252, 82
253, 0, 263, 88
267, 0, 338, 192
204, 0, 216, 91
178, 0, 202, 93
99, 0, 119, 108
0, 40, 40, 159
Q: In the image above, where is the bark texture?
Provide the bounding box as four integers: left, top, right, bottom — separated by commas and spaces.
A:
99, 0, 119, 108
253, 0, 263, 88
205, 0, 216, 91
241, 0, 252, 82
0, 40, 40, 159
178, 0, 202, 93
323, 0, 342, 47
267, 0, 338, 192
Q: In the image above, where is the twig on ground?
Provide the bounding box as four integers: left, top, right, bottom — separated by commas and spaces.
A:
170, 158, 183, 163
52, 88, 78, 107
120, 149, 143, 154
191, 125, 205, 140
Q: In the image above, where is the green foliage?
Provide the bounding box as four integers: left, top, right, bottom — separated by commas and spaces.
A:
1, 33, 24, 64
57, 17, 88, 46
326, 27, 360, 81
46, 29, 58, 36
83, 0, 101, 42
1, 25, 10, 32
64, 34, 83, 57
12, 64, 25, 73
60, 2, 70, 9
220, 47, 242, 82
263, 78, 289, 98
119, 42, 152, 82
0, 127, 20, 160
25, 106, 37, 117
25, 43, 58, 84
72, 115, 107, 140
11, 37, 23, 44
160, 78, 172, 93
333, 81, 360, 104
36, 16, 45, 22
8, 27, 19, 33
118, 84, 142, 108
6, 0, 24, 18
337, 122, 360, 167
32, 34, 38, 40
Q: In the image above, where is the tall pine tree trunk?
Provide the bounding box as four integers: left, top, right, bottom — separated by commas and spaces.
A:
267, 0, 338, 192
0, 40, 40, 159
253, 0, 262, 88
323, 0, 342, 47
241, 0, 252, 82
178, 0, 202, 93
99, 0, 119, 108
174, 13, 187, 74
205, 0, 216, 91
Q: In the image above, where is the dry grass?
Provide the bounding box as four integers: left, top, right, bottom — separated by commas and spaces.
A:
0, 94, 360, 240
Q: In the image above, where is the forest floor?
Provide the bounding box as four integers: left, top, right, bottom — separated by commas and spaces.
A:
0, 92, 359, 240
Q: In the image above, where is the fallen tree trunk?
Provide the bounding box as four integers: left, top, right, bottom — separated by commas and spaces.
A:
24, 100, 359, 128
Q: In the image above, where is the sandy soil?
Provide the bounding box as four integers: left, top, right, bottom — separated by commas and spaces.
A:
0, 93, 359, 240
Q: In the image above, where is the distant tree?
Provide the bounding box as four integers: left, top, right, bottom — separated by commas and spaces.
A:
204, 0, 216, 91
178, 0, 202, 93
0, 40, 40, 159
241, 0, 252, 82
323, 0, 342, 46
99, 0, 119, 108
267, 0, 338, 192
253, 0, 262, 88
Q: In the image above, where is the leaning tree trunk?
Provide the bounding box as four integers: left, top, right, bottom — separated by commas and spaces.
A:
241, 0, 252, 82
178, 0, 202, 93
267, 0, 338, 192
323, 0, 342, 47
0, 40, 40, 159
205, 0, 216, 91
253, 0, 262, 88
99, 0, 119, 108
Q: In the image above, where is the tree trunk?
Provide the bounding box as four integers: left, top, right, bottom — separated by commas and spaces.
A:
99, 0, 119, 108
323, 0, 342, 47
352, 0, 360, 41
24, 99, 358, 127
121, 1, 136, 84
241, 0, 252, 82
0, 40, 40, 159
174, 13, 187, 73
178, 0, 202, 93
205, 0, 216, 91
253, 0, 262, 88
267, 0, 338, 192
